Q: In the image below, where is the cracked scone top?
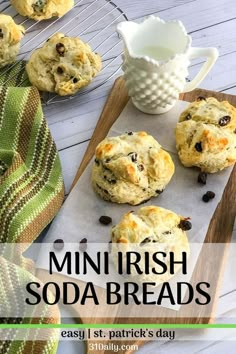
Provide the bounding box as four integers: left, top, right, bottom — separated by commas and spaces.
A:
92, 132, 175, 205
0, 14, 25, 68
176, 97, 236, 173
111, 206, 190, 285
26, 33, 102, 96
11, 0, 74, 21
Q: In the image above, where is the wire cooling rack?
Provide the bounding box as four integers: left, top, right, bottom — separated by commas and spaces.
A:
0, 0, 127, 104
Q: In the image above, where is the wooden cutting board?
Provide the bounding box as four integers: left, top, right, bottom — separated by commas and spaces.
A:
37, 77, 236, 354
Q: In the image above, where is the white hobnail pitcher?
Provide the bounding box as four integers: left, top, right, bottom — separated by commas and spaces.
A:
117, 16, 219, 114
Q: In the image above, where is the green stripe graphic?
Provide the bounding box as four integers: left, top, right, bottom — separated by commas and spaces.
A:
0, 324, 236, 329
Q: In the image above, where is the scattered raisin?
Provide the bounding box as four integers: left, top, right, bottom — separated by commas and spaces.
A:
138, 164, 144, 171
198, 172, 207, 185
195, 142, 203, 152
53, 239, 64, 251
178, 220, 192, 231
127, 132, 133, 135
197, 96, 206, 101
234, 129, 236, 134
0, 29, 3, 39
128, 152, 138, 162
219, 116, 231, 127
202, 194, 209, 202
186, 113, 192, 120
57, 66, 64, 74
202, 191, 215, 202
79, 238, 87, 252
206, 191, 215, 199
56, 43, 65, 56
73, 78, 78, 83
99, 216, 112, 225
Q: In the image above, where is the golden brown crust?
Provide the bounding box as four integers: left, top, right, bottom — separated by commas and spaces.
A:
176, 97, 236, 173
92, 132, 175, 205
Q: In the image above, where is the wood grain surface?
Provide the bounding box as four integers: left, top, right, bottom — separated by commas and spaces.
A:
38, 77, 236, 354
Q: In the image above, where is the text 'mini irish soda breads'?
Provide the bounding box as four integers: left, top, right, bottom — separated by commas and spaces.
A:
0, 14, 25, 68
92, 132, 175, 205
11, 0, 74, 21
176, 97, 236, 173
111, 206, 190, 285
26, 33, 102, 96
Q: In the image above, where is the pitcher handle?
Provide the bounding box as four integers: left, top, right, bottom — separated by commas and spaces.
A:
183, 47, 219, 93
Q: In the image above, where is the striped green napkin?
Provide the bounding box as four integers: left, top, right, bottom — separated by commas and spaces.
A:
0, 63, 65, 354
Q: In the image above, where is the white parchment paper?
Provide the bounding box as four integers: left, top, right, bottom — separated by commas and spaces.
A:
37, 100, 233, 312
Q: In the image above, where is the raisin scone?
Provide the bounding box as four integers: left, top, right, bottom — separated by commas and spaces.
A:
11, 0, 74, 21
111, 206, 190, 285
26, 33, 102, 96
92, 132, 175, 205
0, 14, 25, 68
176, 97, 236, 173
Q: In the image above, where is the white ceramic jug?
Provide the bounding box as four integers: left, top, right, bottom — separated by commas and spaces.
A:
117, 16, 219, 114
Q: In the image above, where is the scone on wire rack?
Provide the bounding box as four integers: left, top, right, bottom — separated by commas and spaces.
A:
0, 14, 25, 68
111, 206, 190, 285
11, 0, 74, 21
92, 132, 175, 205
176, 97, 236, 173
26, 33, 102, 96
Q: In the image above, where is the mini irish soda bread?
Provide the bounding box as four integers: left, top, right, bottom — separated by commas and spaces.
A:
176, 97, 236, 173
26, 33, 102, 96
92, 132, 175, 205
11, 0, 74, 21
0, 14, 25, 68
111, 206, 190, 285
